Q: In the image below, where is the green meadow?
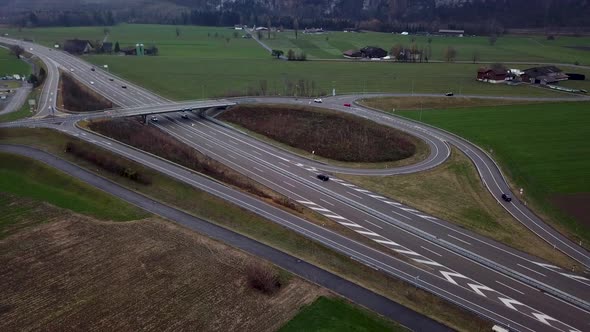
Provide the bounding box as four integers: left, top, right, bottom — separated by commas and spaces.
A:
395, 102, 590, 243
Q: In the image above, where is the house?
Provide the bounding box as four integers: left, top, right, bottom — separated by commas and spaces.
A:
101, 42, 113, 53
343, 28, 361, 33
521, 66, 569, 84
360, 46, 387, 59
303, 28, 324, 34
477, 67, 509, 83
438, 29, 465, 37
120, 46, 137, 56
63, 39, 94, 54
343, 49, 362, 59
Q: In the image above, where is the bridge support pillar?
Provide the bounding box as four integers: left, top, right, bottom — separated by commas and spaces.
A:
142, 114, 147, 124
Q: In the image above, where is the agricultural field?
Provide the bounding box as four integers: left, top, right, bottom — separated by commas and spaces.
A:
0, 47, 30, 76
0, 24, 583, 100
0, 194, 324, 331
263, 30, 590, 64
389, 101, 590, 245
279, 296, 409, 332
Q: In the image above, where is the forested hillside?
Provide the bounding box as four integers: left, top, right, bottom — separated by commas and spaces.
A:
2, 0, 589, 33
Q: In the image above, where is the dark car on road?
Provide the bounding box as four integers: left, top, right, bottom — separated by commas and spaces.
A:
121, 85, 127, 89
445, 92, 454, 96
343, 103, 351, 107
317, 174, 330, 181
501, 193, 512, 202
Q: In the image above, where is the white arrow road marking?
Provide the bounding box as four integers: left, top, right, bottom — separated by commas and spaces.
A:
440, 271, 469, 285
499, 297, 525, 310
467, 283, 495, 297
374, 239, 400, 246
412, 258, 443, 267
531, 312, 559, 326
356, 229, 381, 237
532, 262, 561, 270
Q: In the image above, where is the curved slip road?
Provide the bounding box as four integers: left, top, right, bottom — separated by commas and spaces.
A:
1, 36, 590, 331
0, 144, 451, 332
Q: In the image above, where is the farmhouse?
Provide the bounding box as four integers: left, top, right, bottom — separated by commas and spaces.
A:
303, 28, 324, 34
101, 42, 113, 53
438, 29, 465, 37
63, 39, 94, 55
477, 67, 509, 83
343, 49, 362, 58
360, 46, 387, 59
521, 66, 569, 84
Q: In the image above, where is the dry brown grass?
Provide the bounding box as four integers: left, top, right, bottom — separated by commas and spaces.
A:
0, 208, 324, 332
360, 96, 541, 111
341, 148, 577, 269
59, 72, 114, 112
219, 104, 422, 163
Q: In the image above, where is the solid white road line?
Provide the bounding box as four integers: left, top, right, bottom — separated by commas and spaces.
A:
282, 181, 296, 188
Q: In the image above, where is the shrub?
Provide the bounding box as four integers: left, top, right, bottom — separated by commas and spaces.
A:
245, 263, 283, 295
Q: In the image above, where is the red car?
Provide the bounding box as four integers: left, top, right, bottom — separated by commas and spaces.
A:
343, 103, 351, 107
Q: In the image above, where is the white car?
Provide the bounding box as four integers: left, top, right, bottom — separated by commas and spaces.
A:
313, 98, 323, 103
150, 116, 158, 122
90, 81, 95, 85
70, 68, 74, 72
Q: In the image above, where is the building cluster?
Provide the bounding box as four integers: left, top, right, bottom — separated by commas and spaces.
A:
61, 39, 158, 56
476, 65, 584, 85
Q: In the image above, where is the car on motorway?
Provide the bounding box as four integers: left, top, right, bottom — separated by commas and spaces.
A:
150, 116, 158, 122
581, 89, 588, 93
109, 78, 114, 81
317, 174, 330, 181
181, 112, 189, 119
90, 81, 95, 85
70, 68, 74, 72
314, 98, 323, 103
121, 85, 127, 89
91, 67, 95, 71
343, 103, 351, 107
445, 92, 454, 96
501, 193, 512, 202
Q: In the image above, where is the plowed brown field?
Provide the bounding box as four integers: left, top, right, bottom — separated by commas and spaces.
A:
0, 206, 323, 331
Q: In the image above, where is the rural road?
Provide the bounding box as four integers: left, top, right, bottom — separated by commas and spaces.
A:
0, 83, 31, 116
0, 144, 451, 332
2, 36, 590, 332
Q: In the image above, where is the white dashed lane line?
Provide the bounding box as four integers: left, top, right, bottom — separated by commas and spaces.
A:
347, 191, 364, 199
448, 234, 472, 246
517, 263, 547, 277
421, 245, 442, 257
363, 219, 383, 229
496, 280, 525, 295
319, 198, 335, 207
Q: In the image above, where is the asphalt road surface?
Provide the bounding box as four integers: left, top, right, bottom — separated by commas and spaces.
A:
2, 36, 590, 331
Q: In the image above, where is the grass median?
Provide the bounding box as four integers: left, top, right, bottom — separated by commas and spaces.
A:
0, 127, 491, 331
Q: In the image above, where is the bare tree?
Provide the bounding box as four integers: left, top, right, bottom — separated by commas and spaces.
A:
444, 46, 457, 62
175, 27, 181, 38
9, 45, 24, 59
472, 50, 481, 63
390, 43, 404, 60
267, 16, 271, 39
294, 17, 299, 40
488, 34, 498, 46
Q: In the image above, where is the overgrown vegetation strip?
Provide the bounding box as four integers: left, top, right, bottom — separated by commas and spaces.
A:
0, 128, 490, 331
219, 104, 421, 163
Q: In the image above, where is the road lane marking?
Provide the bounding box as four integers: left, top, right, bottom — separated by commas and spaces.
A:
354, 188, 370, 193
323, 214, 346, 220
356, 229, 381, 237
347, 191, 363, 199
296, 200, 315, 205
496, 280, 525, 295
390, 210, 411, 220
339, 221, 361, 228
517, 263, 547, 277
319, 198, 334, 207
342, 183, 356, 187
368, 194, 387, 199
420, 246, 442, 257
282, 181, 296, 188
374, 239, 400, 246
253, 166, 264, 173
363, 219, 383, 229
448, 234, 472, 246
412, 258, 443, 267
440, 271, 468, 285
309, 207, 330, 212
395, 249, 420, 256
278, 162, 291, 168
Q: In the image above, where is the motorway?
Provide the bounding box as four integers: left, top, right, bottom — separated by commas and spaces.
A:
1, 37, 590, 331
